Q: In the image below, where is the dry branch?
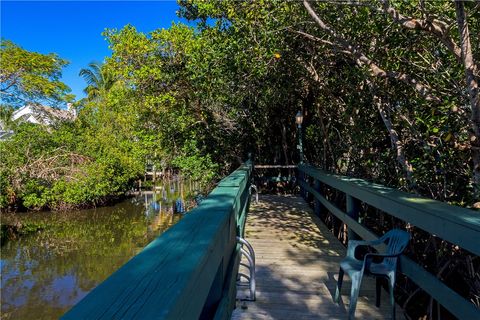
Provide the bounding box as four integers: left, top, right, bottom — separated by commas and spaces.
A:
13, 148, 91, 187
302, 0, 441, 103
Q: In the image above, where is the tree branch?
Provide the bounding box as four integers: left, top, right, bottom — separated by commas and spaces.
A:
302, 0, 441, 103
455, 0, 480, 199
290, 29, 352, 55
378, 0, 480, 78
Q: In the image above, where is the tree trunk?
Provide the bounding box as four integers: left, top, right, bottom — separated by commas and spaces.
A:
374, 95, 416, 190
455, 1, 480, 200
281, 122, 290, 164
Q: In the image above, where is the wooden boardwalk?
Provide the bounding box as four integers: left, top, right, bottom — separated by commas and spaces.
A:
232, 194, 405, 320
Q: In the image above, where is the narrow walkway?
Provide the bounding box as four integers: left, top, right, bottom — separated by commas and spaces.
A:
232, 195, 404, 320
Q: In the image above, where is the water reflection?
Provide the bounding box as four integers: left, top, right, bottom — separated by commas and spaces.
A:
1, 180, 199, 320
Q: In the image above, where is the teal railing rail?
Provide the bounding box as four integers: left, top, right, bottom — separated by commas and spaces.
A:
62, 161, 253, 320
298, 163, 480, 319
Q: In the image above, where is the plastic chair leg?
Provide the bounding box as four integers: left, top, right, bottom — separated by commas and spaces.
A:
376, 278, 382, 307
388, 275, 396, 320
348, 273, 362, 320
334, 268, 344, 303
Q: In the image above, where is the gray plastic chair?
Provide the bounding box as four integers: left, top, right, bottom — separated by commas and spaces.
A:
334, 229, 410, 319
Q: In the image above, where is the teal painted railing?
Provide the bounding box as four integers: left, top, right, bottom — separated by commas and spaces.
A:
62, 161, 252, 320
298, 163, 480, 320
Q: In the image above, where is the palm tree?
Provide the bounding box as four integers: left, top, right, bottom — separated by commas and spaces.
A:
79, 62, 116, 101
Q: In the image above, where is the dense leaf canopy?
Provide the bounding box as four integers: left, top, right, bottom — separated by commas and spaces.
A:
1, 0, 479, 209
0, 40, 73, 106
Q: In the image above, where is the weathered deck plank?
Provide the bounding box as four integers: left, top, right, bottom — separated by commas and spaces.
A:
232, 195, 405, 320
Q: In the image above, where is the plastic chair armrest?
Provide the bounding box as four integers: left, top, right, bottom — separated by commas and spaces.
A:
346, 239, 383, 258
364, 253, 401, 271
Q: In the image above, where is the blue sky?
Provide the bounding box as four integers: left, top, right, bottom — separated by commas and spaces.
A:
1, 1, 187, 101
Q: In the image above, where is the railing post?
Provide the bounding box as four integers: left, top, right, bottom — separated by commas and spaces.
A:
314, 179, 322, 217
302, 172, 309, 201
346, 195, 361, 240
298, 168, 304, 199
306, 176, 313, 203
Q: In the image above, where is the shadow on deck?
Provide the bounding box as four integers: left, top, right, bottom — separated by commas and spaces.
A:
232, 194, 404, 320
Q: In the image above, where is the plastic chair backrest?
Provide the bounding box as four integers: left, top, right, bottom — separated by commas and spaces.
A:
379, 229, 410, 268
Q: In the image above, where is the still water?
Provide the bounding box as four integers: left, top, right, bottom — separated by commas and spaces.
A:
1, 180, 198, 319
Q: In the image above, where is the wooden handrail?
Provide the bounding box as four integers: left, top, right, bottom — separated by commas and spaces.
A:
298, 163, 480, 320
62, 161, 253, 319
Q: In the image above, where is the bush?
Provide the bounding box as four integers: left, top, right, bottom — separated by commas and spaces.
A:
172, 141, 219, 186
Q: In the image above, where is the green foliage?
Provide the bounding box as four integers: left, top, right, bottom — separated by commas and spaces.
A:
78, 61, 116, 101
172, 0, 478, 204
0, 108, 143, 210
0, 39, 74, 106
172, 141, 219, 186
3, 0, 478, 210
89, 0, 477, 205
21, 179, 51, 209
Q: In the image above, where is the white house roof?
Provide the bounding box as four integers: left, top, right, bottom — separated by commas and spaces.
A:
12, 104, 75, 126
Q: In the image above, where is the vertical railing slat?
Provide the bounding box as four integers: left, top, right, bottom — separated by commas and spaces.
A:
314, 179, 322, 217
346, 195, 360, 240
